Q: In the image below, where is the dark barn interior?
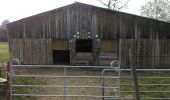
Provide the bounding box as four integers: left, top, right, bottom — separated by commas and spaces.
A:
76, 39, 93, 52
53, 50, 70, 65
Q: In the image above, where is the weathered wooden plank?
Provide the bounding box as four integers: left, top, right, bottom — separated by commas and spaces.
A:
119, 39, 170, 68
5, 4, 170, 39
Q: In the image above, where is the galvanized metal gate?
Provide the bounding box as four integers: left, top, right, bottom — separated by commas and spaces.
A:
6, 59, 170, 100
6, 59, 121, 100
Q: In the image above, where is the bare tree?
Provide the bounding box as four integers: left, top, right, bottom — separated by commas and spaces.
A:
97, 0, 130, 11
0, 19, 10, 42
0, 19, 10, 29
141, 0, 170, 22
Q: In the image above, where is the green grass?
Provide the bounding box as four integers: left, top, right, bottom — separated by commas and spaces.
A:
120, 72, 170, 99
0, 42, 9, 99
0, 42, 9, 78
0, 42, 9, 63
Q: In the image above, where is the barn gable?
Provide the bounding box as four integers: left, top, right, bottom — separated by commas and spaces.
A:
7, 2, 170, 40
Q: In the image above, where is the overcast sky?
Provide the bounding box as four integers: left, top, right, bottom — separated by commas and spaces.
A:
0, 0, 146, 24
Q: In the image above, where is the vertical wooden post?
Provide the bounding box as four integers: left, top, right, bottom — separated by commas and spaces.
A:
0, 66, 1, 77
69, 39, 76, 65
0, 54, 2, 77
93, 39, 100, 65
119, 39, 122, 67
129, 49, 140, 100
6, 61, 12, 100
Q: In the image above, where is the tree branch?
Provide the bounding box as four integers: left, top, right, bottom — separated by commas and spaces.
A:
117, 0, 129, 10
97, 0, 108, 7
97, 0, 130, 10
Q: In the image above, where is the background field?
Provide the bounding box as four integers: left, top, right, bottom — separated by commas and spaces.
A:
0, 42, 9, 64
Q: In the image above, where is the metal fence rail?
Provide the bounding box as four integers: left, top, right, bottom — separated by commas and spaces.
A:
7, 59, 121, 100
6, 59, 170, 100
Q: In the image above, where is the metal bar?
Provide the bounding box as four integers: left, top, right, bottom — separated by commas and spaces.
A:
120, 90, 170, 93
121, 69, 170, 72
102, 70, 105, 100
111, 84, 170, 86
12, 84, 170, 88
12, 93, 170, 99
12, 65, 113, 69
11, 64, 170, 72
64, 67, 67, 100
12, 94, 119, 98
138, 77, 170, 79
12, 75, 118, 79
11, 89, 170, 93
123, 76, 170, 79
101, 68, 120, 100
12, 85, 119, 89
12, 75, 170, 79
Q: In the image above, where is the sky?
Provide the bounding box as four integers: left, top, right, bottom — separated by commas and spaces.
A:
0, 0, 146, 24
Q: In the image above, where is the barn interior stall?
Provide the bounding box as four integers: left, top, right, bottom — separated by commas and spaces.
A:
7, 2, 170, 68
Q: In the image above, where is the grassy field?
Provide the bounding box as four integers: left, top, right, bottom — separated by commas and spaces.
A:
0, 42, 9, 64
0, 42, 170, 99
0, 42, 9, 100
0, 42, 9, 78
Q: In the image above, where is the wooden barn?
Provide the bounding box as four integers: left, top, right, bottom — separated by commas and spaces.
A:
7, 2, 170, 68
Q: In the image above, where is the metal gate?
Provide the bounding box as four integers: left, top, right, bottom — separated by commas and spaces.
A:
6, 59, 170, 100
6, 59, 121, 100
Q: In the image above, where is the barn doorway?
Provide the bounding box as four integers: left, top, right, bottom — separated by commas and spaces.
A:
53, 50, 70, 65
76, 39, 93, 52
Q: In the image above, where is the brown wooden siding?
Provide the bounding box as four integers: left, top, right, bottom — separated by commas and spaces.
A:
52, 39, 69, 50
7, 3, 170, 40
100, 40, 118, 52
120, 39, 170, 68
9, 39, 52, 64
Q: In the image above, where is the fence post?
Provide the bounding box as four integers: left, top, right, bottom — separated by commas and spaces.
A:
129, 49, 140, 100
6, 61, 12, 100
64, 67, 67, 100
0, 54, 2, 77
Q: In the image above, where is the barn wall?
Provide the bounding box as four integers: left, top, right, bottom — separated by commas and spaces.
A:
52, 39, 69, 50
7, 3, 170, 40
9, 39, 52, 64
99, 40, 119, 65
120, 39, 170, 68
100, 39, 118, 52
